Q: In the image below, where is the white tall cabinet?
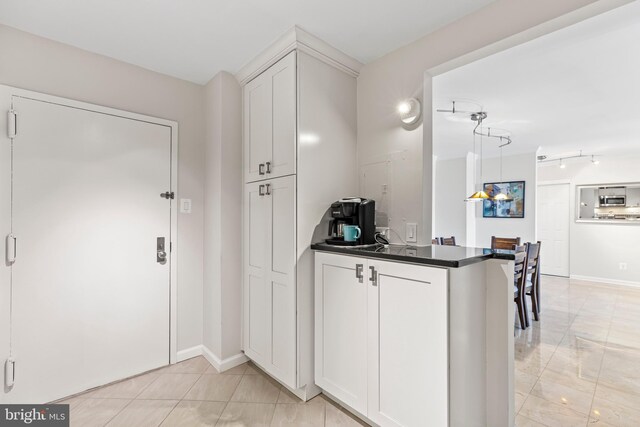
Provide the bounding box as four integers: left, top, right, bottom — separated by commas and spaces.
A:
240, 28, 361, 398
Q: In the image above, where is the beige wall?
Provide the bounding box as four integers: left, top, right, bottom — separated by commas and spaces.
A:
203, 71, 243, 361
0, 24, 205, 352
357, 0, 610, 244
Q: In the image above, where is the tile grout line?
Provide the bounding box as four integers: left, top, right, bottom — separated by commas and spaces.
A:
214, 368, 247, 426
584, 295, 616, 426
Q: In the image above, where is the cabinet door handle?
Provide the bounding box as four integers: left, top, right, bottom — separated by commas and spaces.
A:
266, 161, 272, 174
369, 266, 378, 286
355, 264, 363, 283
265, 183, 271, 195
259, 185, 265, 196
259, 163, 265, 175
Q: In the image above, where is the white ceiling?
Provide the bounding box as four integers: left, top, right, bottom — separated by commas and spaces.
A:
0, 0, 493, 84
433, 1, 640, 161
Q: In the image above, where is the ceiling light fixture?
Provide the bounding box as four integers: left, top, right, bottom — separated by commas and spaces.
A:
493, 145, 513, 201
466, 113, 490, 202
397, 98, 421, 125
537, 150, 601, 168
436, 101, 516, 202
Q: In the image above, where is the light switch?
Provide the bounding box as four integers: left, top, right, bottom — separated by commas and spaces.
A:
406, 223, 417, 243
180, 199, 192, 214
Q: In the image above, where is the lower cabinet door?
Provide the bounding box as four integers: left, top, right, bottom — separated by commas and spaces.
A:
268, 175, 297, 389
315, 252, 368, 415
243, 181, 271, 368
367, 259, 449, 427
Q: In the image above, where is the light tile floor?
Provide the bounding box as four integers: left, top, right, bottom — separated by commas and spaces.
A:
516, 275, 640, 427
57, 356, 367, 426
56, 275, 640, 426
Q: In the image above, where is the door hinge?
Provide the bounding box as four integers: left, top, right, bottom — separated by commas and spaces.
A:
6, 234, 16, 264
160, 191, 175, 200
5, 358, 15, 388
7, 110, 17, 139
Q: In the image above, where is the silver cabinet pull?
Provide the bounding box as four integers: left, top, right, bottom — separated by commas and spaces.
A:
265, 183, 271, 195
266, 161, 272, 174
369, 266, 378, 286
356, 264, 364, 283
259, 185, 265, 196
259, 163, 265, 175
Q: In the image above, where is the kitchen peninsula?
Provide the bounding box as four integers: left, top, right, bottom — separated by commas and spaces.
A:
312, 243, 516, 427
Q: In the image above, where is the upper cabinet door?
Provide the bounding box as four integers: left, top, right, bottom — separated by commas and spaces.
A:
367, 260, 449, 427
244, 75, 272, 183
244, 51, 296, 183
270, 51, 297, 179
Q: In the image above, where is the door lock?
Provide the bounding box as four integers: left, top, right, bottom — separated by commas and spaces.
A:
157, 237, 167, 264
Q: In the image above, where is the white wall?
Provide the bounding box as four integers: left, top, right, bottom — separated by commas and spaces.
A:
357, 0, 618, 244
433, 153, 537, 248
434, 157, 467, 244
475, 153, 537, 247
538, 155, 640, 284
203, 71, 243, 362
0, 24, 205, 353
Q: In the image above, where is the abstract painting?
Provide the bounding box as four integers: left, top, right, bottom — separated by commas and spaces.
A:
483, 181, 525, 218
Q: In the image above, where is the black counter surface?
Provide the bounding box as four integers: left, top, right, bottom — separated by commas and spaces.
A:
310, 242, 515, 268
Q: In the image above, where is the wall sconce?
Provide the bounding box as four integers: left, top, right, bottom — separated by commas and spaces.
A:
397, 98, 421, 125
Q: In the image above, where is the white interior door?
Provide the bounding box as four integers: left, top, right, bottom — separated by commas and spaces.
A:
537, 183, 570, 277
8, 96, 172, 403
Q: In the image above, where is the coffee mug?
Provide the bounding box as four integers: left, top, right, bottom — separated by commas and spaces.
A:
343, 225, 361, 242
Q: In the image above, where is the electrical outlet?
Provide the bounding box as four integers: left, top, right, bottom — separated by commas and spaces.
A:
406, 223, 417, 243
376, 227, 390, 238
619, 262, 628, 270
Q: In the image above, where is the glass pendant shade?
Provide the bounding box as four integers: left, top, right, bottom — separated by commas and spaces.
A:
466, 190, 490, 201
493, 192, 513, 201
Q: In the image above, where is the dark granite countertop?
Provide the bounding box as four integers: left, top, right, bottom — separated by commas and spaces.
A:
310, 242, 515, 268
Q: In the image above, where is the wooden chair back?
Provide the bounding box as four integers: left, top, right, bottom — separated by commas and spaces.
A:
527, 242, 541, 273
514, 250, 529, 293
440, 236, 456, 246
492, 236, 522, 250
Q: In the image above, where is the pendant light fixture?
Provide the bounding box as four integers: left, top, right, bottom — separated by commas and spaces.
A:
466, 112, 490, 202
492, 145, 513, 201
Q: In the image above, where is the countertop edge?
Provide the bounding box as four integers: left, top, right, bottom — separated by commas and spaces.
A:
311, 243, 515, 268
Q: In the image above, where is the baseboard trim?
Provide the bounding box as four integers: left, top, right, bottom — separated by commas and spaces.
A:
570, 275, 640, 288
201, 346, 249, 373
176, 345, 204, 362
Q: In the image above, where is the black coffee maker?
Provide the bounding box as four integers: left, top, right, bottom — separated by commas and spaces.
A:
326, 198, 376, 246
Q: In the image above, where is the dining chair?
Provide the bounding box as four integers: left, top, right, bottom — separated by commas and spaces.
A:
526, 242, 542, 321
492, 236, 522, 250
514, 246, 530, 329
440, 236, 456, 246
431, 238, 440, 245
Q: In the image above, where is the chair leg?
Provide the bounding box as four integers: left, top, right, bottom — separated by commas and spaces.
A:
516, 298, 526, 330
523, 293, 530, 327
530, 291, 539, 321
536, 267, 541, 313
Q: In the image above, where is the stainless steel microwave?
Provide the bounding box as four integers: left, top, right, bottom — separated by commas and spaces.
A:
599, 195, 626, 207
